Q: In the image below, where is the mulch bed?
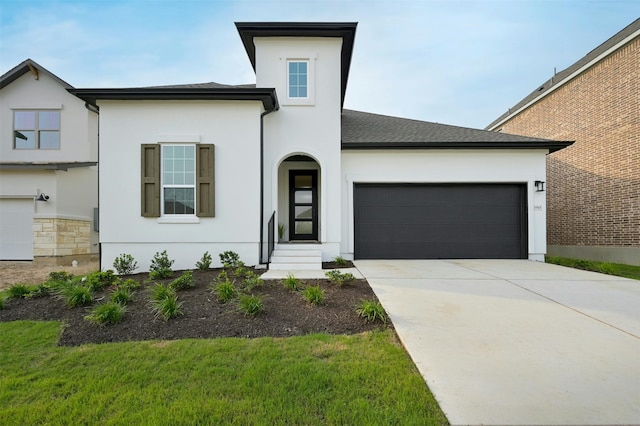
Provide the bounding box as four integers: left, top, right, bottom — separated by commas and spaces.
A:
0, 268, 389, 346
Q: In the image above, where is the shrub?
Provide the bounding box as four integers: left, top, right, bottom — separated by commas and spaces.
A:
303, 285, 325, 305
219, 251, 241, 269
113, 253, 138, 275
333, 256, 348, 267
574, 259, 595, 270
117, 278, 141, 291
213, 278, 236, 303
48, 271, 73, 283
111, 288, 132, 305
238, 294, 264, 316
149, 250, 174, 280
84, 270, 117, 292
151, 294, 183, 321
85, 302, 126, 326
282, 273, 302, 291
0, 294, 5, 310
7, 284, 31, 299
356, 300, 387, 323
597, 262, 616, 275
325, 270, 356, 286
234, 263, 250, 279
60, 285, 93, 308
169, 271, 195, 291
26, 283, 51, 298
243, 272, 263, 291
195, 251, 212, 271
150, 283, 174, 302
214, 269, 229, 283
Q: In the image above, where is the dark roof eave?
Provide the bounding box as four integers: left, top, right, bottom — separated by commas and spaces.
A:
67, 87, 279, 111
341, 141, 574, 153
0, 162, 98, 171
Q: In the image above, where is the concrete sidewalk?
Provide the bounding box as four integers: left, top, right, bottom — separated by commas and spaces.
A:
356, 259, 640, 426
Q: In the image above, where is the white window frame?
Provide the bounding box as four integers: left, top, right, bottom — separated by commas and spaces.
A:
160, 143, 197, 218
283, 57, 315, 106
13, 109, 61, 150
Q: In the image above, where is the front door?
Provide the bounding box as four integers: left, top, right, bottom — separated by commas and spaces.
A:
289, 170, 318, 240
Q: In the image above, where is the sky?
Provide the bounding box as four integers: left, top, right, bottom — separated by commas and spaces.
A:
1, 0, 638, 129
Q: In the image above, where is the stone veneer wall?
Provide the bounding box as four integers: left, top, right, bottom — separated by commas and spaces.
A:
33, 218, 92, 257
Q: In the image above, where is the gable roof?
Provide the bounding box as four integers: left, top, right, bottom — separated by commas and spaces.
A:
235, 22, 357, 108
487, 18, 640, 130
0, 58, 74, 90
342, 109, 572, 153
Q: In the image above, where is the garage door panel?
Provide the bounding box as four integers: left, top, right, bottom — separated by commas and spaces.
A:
0, 199, 34, 260
354, 184, 526, 259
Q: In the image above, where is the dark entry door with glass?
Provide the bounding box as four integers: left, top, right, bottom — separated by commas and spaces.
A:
289, 170, 318, 240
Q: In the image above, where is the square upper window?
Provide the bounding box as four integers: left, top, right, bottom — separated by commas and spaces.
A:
13, 110, 60, 149
288, 61, 308, 98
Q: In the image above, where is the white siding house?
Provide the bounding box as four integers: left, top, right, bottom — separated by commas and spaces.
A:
0, 59, 99, 262
70, 22, 571, 272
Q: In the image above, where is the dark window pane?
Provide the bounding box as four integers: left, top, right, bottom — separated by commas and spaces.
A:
295, 190, 312, 204
294, 175, 313, 188
295, 206, 313, 219
295, 221, 312, 234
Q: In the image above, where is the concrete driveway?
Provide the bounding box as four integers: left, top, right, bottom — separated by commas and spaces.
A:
355, 259, 640, 426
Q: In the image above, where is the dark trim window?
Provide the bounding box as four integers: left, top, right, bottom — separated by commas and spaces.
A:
14, 110, 60, 149
141, 143, 214, 218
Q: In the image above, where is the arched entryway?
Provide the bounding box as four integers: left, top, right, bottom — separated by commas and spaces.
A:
276, 154, 321, 242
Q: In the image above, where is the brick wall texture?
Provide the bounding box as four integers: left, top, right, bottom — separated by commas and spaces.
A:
497, 37, 639, 248
33, 218, 92, 257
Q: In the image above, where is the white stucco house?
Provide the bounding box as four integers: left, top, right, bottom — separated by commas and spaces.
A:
70, 22, 571, 272
0, 59, 99, 262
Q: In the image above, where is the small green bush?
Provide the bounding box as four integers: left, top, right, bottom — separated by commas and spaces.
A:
238, 294, 264, 316
282, 273, 302, 291
151, 294, 183, 321
26, 283, 51, 298
85, 302, 127, 326
213, 278, 236, 303
149, 250, 174, 280
220, 251, 241, 269
169, 271, 195, 291
7, 284, 31, 299
111, 288, 132, 306
117, 278, 141, 291
60, 285, 93, 308
325, 270, 356, 286
0, 294, 5, 310
214, 270, 229, 283
48, 271, 73, 283
113, 253, 138, 275
303, 285, 325, 305
333, 256, 348, 267
150, 283, 174, 302
196, 251, 212, 271
356, 300, 387, 323
597, 262, 616, 275
243, 272, 263, 291
84, 270, 117, 292
234, 263, 250, 279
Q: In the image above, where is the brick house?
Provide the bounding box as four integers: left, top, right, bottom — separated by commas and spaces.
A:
487, 18, 639, 266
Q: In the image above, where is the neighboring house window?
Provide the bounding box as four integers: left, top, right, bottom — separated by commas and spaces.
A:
288, 60, 308, 98
140, 144, 215, 218
13, 110, 60, 149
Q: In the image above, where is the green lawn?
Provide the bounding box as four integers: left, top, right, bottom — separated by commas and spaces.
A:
546, 256, 640, 280
0, 321, 448, 425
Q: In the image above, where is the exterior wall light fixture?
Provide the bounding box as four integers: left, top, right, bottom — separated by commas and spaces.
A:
36, 193, 50, 201
534, 181, 545, 192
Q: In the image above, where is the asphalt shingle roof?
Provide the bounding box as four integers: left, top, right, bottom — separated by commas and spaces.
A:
341, 109, 571, 152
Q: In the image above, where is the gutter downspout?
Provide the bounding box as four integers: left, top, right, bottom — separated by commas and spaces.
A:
259, 106, 277, 265
85, 102, 101, 271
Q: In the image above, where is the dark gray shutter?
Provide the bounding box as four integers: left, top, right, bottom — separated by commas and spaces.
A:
196, 144, 215, 217
140, 144, 160, 217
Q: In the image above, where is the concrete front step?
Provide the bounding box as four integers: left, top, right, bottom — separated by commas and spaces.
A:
270, 244, 322, 271
268, 262, 323, 271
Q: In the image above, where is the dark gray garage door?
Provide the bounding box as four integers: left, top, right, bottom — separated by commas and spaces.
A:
354, 184, 527, 259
